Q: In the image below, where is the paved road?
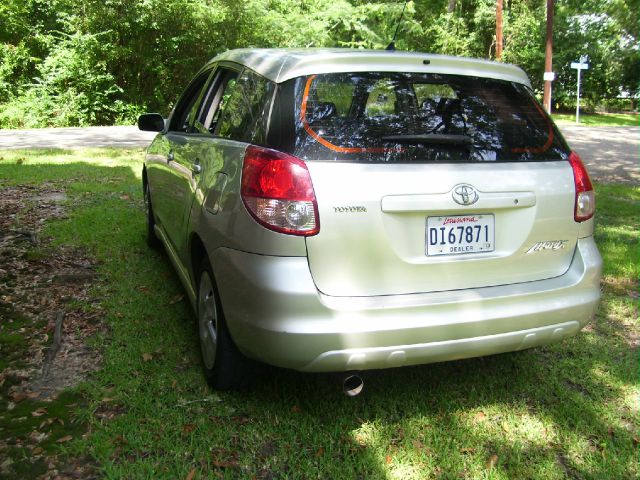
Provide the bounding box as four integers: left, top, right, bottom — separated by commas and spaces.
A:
560, 125, 638, 185
0, 125, 156, 150
0, 124, 637, 184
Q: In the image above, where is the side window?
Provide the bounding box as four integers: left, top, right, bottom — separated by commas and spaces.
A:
196, 69, 239, 134
216, 69, 275, 144
168, 71, 212, 132
191, 71, 223, 133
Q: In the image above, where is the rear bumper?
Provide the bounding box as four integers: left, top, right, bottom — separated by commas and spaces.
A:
212, 238, 602, 372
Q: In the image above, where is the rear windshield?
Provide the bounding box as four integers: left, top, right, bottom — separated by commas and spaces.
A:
287, 72, 569, 163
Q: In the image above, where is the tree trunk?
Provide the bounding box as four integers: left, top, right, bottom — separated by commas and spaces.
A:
496, 0, 503, 61
543, 0, 554, 113
448, 0, 456, 14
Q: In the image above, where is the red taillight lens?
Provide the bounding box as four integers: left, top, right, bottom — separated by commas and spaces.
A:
569, 151, 595, 222
241, 146, 319, 236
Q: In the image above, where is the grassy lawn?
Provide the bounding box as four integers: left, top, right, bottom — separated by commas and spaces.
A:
1, 148, 638, 479
552, 112, 639, 127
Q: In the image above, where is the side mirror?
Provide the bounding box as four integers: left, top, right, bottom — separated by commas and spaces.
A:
138, 113, 165, 132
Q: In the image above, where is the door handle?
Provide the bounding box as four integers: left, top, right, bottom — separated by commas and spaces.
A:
192, 158, 202, 175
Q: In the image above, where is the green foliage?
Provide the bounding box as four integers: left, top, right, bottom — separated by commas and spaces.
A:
502, 2, 545, 90
0, 0, 637, 127
0, 42, 33, 101
16, 32, 124, 127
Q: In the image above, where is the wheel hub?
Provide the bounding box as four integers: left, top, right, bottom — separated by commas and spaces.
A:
198, 271, 218, 369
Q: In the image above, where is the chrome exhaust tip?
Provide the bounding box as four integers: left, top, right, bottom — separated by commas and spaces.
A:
342, 374, 364, 397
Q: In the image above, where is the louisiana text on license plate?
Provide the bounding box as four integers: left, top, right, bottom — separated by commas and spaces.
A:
426, 214, 495, 256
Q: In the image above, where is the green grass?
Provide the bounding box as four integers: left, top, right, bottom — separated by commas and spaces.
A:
1, 149, 638, 479
0, 390, 87, 478
552, 112, 639, 127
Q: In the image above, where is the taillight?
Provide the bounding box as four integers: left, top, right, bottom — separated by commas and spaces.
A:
569, 151, 595, 222
241, 145, 319, 236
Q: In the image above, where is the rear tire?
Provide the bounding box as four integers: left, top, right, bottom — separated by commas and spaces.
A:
197, 258, 252, 390
144, 183, 161, 248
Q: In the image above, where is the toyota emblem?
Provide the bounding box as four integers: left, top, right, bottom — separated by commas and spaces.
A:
452, 184, 479, 206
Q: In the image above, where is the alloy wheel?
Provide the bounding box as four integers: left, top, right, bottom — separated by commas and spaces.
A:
198, 271, 218, 370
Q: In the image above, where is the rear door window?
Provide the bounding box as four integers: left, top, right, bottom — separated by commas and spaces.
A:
216, 69, 275, 144
168, 70, 214, 132
291, 72, 569, 163
195, 68, 240, 135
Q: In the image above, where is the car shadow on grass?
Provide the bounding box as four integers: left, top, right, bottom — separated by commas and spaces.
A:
247, 315, 636, 478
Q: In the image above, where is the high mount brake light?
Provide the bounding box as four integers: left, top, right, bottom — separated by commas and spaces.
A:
569, 151, 595, 222
241, 146, 320, 236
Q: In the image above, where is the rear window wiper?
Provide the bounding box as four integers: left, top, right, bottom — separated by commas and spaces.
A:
380, 134, 472, 146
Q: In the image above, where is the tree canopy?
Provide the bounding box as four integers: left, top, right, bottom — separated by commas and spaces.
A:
0, 0, 637, 127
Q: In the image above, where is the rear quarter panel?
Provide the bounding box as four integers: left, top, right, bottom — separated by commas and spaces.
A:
187, 138, 308, 269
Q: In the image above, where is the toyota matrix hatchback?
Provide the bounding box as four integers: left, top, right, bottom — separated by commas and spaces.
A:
138, 49, 602, 390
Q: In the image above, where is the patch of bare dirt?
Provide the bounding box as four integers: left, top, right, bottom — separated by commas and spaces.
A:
0, 183, 103, 479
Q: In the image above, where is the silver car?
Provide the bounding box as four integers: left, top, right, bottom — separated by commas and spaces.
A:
138, 48, 602, 391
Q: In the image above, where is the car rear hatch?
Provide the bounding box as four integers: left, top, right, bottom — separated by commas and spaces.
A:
279, 71, 579, 297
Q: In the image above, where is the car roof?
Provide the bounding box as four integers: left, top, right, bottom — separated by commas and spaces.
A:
208, 48, 532, 87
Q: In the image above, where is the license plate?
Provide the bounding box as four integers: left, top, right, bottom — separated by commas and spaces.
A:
426, 214, 495, 256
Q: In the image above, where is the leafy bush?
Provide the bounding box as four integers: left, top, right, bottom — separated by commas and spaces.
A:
0, 42, 33, 103
0, 32, 128, 128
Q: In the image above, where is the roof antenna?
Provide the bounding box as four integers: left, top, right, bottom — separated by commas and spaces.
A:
386, 0, 409, 51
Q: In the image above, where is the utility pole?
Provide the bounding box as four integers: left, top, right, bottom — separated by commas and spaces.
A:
542, 0, 554, 113
496, 0, 503, 61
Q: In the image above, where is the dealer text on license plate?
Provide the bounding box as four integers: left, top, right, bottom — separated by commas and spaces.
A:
426, 214, 495, 256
